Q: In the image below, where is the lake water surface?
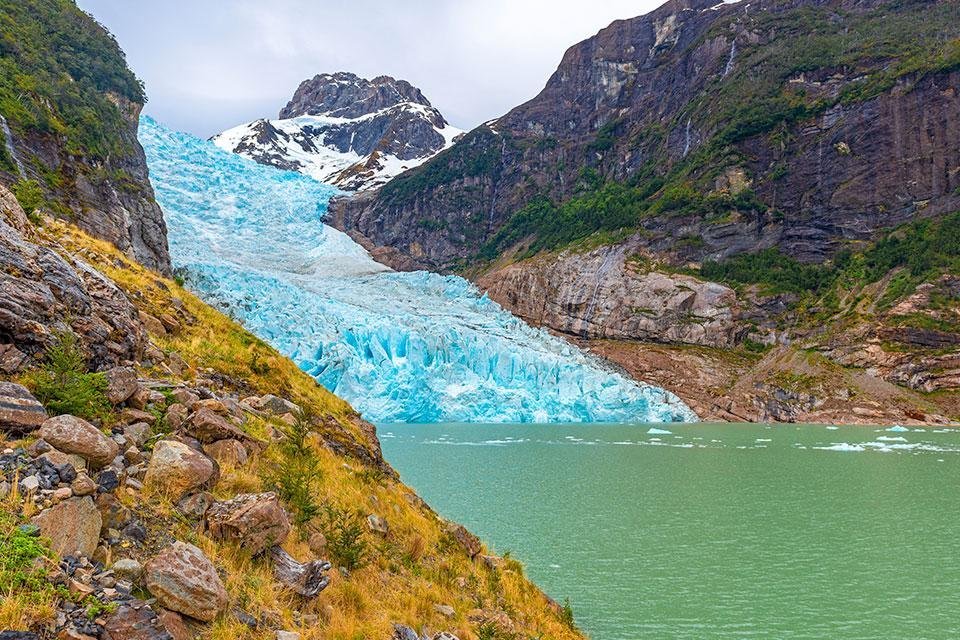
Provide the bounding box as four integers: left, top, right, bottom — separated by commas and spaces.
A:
381, 422, 960, 639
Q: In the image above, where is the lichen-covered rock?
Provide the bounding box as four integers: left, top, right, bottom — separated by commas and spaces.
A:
202, 439, 248, 466
30, 496, 101, 558
104, 367, 139, 404
39, 415, 119, 469
186, 408, 247, 444
144, 541, 228, 622
0, 381, 47, 435
206, 492, 291, 555
103, 602, 172, 640
143, 440, 214, 497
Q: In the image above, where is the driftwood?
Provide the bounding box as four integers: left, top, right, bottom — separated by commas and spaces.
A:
269, 545, 331, 597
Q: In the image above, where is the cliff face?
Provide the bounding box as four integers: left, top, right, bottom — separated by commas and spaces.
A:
0, 0, 170, 273
213, 72, 462, 191
332, 0, 960, 271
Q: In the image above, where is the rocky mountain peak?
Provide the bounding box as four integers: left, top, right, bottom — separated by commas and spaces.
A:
279, 71, 434, 120
214, 71, 461, 190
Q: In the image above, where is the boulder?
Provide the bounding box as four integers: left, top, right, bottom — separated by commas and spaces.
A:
202, 439, 248, 466
443, 522, 482, 559
144, 541, 229, 622
186, 408, 247, 444
71, 473, 96, 496
258, 395, 300, 416
170, 388, 199, 407
124, 422, 152, 447
0, 343, 28, 374
139, 311, 167, 337
30, 496, 101, 558
104, 367, 138, 405
39, 415, 118, 469
164, 403, 188, 430
176, 491, 214, 518
206, 492, 291, 555
157, 610, 192, 640
96, 493, 133, 532
103, 601, 175, 640
366, 514, 389, 536
0, 382, 47, 435
111, 557, 144, 581
143, 440, 214, 497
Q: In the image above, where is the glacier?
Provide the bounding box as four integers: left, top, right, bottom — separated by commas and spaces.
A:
138, 116, 696, 424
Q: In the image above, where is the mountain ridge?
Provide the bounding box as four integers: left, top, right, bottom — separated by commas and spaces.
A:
213, 72, 462, 191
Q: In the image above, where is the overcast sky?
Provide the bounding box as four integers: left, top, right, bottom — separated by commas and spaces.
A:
75, 0, 661, 138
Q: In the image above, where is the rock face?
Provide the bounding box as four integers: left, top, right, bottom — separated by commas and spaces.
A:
144, 541, 229, 622
212, 72, 462, 190
0, 184, 148, 367
143, 440, 214, 497
31, 496, 101, 558
478, 243, 741, 347
205, 492, 291, 555
332, 0, 960, 271
0, 3, 169, 273
0, 382, 47, 434
39, 415, 119, 469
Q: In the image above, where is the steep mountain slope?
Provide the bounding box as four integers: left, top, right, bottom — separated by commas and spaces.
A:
0, 0, 170, 273
331, 0, 960, 423
213, 72, 462, 191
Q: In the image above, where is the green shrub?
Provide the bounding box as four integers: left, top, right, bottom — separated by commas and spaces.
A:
560, 598, 577, 630
27, 332, 111, 421
265, 410, 322, 526
318, 504, 369, 570
0, 511, 64, 608
11, 179, 44, 223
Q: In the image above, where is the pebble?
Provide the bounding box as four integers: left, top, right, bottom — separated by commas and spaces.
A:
20, 474, 40, 493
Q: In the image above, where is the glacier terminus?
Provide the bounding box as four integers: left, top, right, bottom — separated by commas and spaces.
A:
139, 117, 695, 424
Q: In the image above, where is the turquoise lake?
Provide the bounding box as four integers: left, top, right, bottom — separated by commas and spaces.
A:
380, 422, 960, 639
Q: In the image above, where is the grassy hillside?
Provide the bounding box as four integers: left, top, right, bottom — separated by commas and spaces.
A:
0, 219, 583, 640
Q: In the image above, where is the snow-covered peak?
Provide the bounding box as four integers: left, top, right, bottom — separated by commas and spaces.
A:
212, 72, 462, 191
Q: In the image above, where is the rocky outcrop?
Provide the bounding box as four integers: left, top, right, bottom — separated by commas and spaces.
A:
478, 243, 742, 347
0, 184, 148, 367
213, 72, 461, 191
144, 541, 229, 622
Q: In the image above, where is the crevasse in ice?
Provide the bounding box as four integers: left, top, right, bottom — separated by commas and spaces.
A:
138, 117, 696, 424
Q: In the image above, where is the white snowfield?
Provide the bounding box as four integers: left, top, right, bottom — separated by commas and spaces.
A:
142, 116, 696, 424
212, 102, 462, 191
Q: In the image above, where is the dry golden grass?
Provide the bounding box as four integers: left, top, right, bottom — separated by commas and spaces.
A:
29, 221, 586, 640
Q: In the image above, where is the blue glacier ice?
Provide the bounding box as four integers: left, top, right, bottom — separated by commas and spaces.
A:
138, 116, 696, 424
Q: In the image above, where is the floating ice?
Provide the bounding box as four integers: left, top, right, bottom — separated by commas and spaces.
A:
887, 425, 910, 432
647, 427, 674, 435
139, 117, 695, 424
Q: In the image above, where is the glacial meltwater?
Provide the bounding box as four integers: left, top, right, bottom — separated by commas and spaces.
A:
382, 422, 960, 639
138, 117, 692, 424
